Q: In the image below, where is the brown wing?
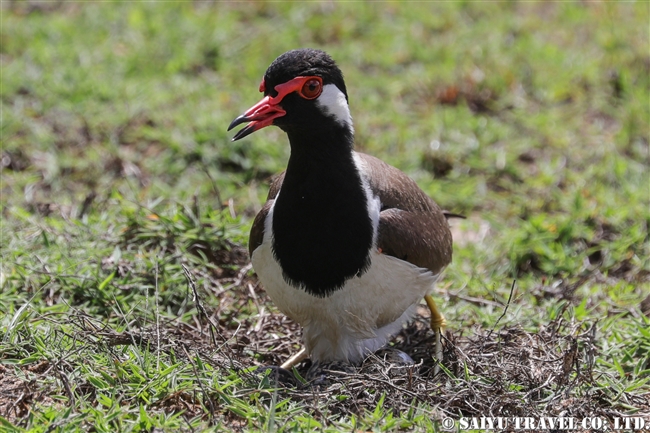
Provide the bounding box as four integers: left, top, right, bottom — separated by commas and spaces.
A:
357, 152, 453, 275
248, 172, 286, 257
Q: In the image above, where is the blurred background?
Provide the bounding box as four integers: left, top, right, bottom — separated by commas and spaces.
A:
3, 1, 647, 292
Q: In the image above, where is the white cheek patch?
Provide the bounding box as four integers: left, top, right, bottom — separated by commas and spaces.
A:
315, 84, 354, 131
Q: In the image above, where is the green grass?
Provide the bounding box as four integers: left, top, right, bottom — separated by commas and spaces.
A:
2, 2, 649, 431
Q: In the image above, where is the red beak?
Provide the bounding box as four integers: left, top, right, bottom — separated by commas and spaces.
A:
228, 76, 322, 141
227, 95, 286, 141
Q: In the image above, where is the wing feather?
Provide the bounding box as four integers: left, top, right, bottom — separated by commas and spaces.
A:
248, 172, 285, 257
356, 153, 452, 274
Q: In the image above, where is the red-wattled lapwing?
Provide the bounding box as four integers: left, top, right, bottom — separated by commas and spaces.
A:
229, 49, 453, 375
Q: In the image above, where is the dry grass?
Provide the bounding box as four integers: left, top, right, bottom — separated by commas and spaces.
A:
3, 249, 647, 430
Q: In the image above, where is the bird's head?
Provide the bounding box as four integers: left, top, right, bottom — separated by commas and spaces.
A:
228, 49, 353, 141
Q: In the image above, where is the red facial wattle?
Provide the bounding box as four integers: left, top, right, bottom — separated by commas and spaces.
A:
229, 76, 323, 141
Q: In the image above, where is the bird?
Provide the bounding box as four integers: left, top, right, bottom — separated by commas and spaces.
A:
228, 48, 453, 371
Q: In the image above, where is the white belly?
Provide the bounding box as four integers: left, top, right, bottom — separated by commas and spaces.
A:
251, 240, 439, 363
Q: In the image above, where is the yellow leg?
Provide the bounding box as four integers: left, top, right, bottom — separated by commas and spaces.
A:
424, 294, 447, 332
280, 347, 308, 370
424, 294, 446, 373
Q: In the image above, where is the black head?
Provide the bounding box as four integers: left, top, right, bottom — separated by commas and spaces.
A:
228, 49, 352, 141
262, 49, 348, 100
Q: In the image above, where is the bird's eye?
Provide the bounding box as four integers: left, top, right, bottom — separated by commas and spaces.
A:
300, 78, 322, 99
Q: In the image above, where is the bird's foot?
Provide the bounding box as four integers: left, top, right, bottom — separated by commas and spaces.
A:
424, 294, 447, 334
424, 294, 447, 373
306, 360, 356, 387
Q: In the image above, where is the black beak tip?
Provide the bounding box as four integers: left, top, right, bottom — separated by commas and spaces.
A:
231, 123, 255, 142
228, 114, 249, 132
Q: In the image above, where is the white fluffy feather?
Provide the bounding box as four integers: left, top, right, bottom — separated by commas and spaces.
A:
315, 84, 354, 131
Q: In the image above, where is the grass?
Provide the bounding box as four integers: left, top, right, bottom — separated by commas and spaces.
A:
1, 1, 649, 432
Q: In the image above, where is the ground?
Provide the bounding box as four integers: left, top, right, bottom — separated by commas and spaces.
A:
1, 2, 649, 432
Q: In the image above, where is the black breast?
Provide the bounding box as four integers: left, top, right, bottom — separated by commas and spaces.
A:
271, 154, 374, 297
